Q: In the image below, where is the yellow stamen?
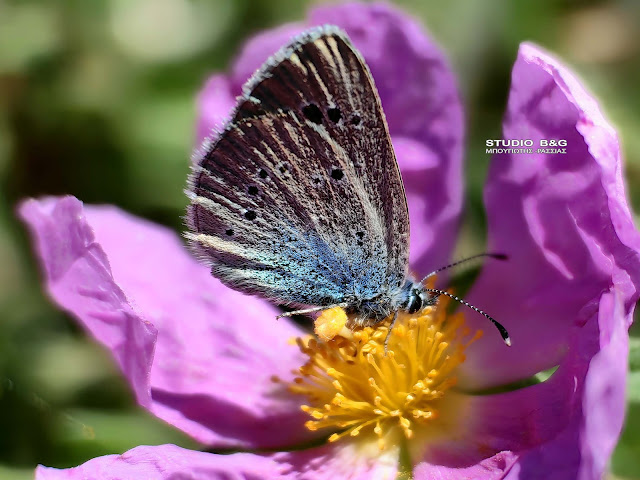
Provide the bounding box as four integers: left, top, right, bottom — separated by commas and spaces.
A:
287, 296, 480, 450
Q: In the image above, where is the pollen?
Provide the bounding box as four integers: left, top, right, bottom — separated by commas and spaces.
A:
288, 297, 480, 450
314, 306, 349, 341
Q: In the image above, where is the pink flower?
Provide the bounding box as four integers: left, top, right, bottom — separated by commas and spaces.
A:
21, 3, 640, 479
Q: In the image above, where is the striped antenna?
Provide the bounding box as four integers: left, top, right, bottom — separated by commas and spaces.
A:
421, 253, 507, 282
425, 288, 511, 346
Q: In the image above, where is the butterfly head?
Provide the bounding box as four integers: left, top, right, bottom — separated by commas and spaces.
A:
402, 281, 437, 315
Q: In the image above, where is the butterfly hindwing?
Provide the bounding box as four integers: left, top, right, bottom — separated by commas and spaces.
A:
187, 26, 410, 311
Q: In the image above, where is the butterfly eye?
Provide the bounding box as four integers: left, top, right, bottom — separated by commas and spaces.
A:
302, 104, 323, 124
327, 107, 342, 123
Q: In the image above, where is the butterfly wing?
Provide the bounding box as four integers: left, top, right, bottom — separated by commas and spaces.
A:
186, 26, 410, 311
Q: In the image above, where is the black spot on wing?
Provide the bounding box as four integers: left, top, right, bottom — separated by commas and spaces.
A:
327, 107, 341, 123
303, 104, 323, 124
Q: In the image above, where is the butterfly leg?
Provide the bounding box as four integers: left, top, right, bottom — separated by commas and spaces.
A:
276, 304, 349, 319
384, 311, 399, 354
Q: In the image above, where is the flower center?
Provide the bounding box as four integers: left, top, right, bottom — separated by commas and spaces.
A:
287, 298, 480, 450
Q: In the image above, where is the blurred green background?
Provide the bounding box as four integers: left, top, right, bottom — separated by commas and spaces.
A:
1, 0, 640, 478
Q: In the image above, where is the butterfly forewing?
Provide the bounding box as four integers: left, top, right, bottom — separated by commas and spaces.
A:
187, 26, 410, 311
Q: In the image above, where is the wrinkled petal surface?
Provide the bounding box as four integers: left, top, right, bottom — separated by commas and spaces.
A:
20, 196, 313, 449
35, 444, 282, 480
19, 197, 157, 408
416, 41, 640, 480
414, 452, 517, 480
414, 289, 628, 480
274, 442, 398, 480
196, 1, 464, 275
36, 443, 397, 480
463, 42, 640, 388
502, 291, 629, 480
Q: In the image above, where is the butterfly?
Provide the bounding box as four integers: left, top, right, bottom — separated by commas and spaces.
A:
185, 25, 510, 347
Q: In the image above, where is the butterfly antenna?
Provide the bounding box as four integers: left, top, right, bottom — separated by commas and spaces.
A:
421, 253, 507, 283
424, 288, 511, 347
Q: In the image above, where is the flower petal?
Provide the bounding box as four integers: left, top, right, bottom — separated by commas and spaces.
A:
414, 289, 628, 479
18, 197, 157, 408
502, 290, 629, 480
414, 452, 517, 480
309, 2, 465, 274
35, 444, 283, 479
462, 42, 640, 388
579, 293, 628, 478
19, 196, 314, 449
35, 442, 398, 480
274, 442, 399, 480
194, 74, 236, 146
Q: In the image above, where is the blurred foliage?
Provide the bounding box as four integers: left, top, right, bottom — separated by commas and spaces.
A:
1, 0, 639, 478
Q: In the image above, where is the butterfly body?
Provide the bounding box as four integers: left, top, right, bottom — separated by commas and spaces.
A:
186, 26, 413, 325
185, 25, 509, 344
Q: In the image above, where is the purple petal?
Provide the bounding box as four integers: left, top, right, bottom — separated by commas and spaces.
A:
309, 2, 464, 274
274, 442, 398, 480
579, 294, 628, 478
414, 452, 517, 480
414, 290, 628, 480
35, 444, 283, 479
19, 196, 315, 449
194, 74, 236, 146
35, 443, 398, 480
462, 42, 640, 388
501, 291, 629, 480
18, 197, 156, 407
